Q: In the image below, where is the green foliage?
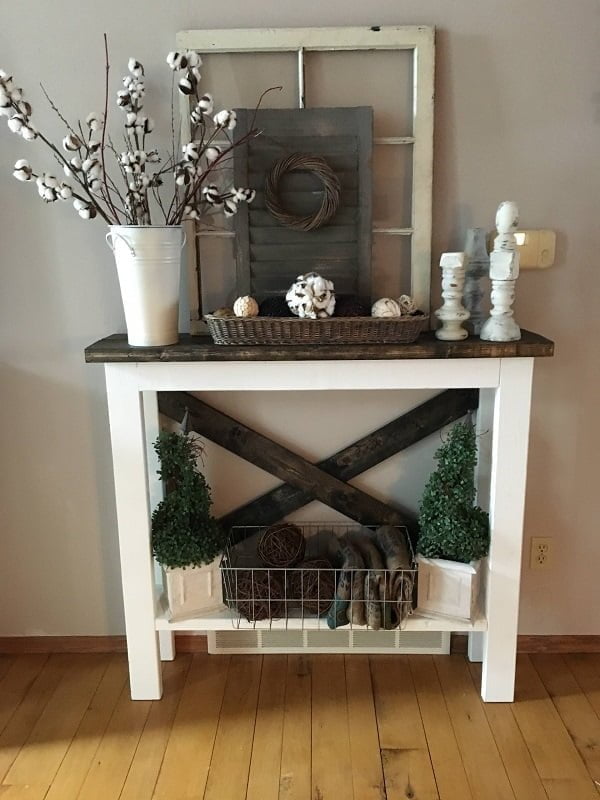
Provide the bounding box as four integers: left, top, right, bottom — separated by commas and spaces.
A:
151, 431, 225, 569
417, 420, 489, 563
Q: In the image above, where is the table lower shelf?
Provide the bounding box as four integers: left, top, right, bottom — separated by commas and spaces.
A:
155, 606, 487, 633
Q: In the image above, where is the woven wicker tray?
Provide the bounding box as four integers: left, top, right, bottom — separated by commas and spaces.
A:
205, 314, 429, 346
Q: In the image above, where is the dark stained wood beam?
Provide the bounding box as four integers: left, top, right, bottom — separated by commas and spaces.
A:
158, 392, 413, 528
85, 330, 555, 363
218, 389, 478, 530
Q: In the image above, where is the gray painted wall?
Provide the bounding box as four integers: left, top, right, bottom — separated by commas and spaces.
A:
1, 1, 598, 636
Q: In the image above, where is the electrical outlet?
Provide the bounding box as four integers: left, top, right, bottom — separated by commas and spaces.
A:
530, 537, 553, 570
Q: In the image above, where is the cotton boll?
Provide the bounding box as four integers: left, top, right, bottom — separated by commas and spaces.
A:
286, 272, 336, 319
182, 142, 200, 161
12, 159, 32, 181
201, 184, 221, 205
16, 100, 31, 117
116, 90, 131, 108
7, 114, 24, 133
62, 132, 82, 151
9, 87, 22, 102
20, 125, 36, 140
73, 198, 87, 211
59, 183, 72, 200
82, 157, 99, 175
128, 59, 144, 77
198, 93, 213, 114
213, 109, 236, 131
183, 205, 199, 220
397, 294, 419, 315
44, 174, 58, 188
205, 146, 220, 164
178, 77, 194, 96
166, 51, 184, 70
223, 198, 238, 217
185, 50, 202, 69
86, 112, 103, 131
233, 187, 255, 203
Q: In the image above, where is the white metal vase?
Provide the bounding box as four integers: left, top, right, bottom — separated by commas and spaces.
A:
106, 225, 186, 347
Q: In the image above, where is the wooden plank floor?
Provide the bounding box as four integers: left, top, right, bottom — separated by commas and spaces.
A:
0, 653, 599, 799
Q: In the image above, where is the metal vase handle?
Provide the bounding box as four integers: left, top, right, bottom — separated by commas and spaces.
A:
105, 229, 187, 256
105, 231, 136, 256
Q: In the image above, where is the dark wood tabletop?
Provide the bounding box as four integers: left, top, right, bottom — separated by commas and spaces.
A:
85, 330, 554, 363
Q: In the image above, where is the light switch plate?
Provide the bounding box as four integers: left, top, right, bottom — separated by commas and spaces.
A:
488, 229, 556, 269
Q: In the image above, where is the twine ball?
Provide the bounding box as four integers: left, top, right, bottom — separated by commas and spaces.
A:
234, 570, 285, 621
212, 306, 235, 318
286, 272, 336, 319
233, 296, 259, 318
258, 296, 294, 318
257, 523, 306, 567
334, 294, 369, 317
287, 559, 336, 616
372, 297, 402, 318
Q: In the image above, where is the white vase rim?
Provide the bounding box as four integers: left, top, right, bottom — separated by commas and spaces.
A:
108, 223, 182, 229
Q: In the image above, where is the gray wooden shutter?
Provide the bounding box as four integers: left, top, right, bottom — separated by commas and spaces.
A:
233, 107, 373, 303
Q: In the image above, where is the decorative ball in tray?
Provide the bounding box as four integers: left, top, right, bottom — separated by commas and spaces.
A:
257, 523, 305, 568
233, 569, 286, 622
205, 274, 428, 346
286, 559, 336, 616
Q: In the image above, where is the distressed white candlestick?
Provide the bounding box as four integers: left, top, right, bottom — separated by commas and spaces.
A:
464, 228, 489, 335
480, 201, 521, 342
435, 252, 470, 341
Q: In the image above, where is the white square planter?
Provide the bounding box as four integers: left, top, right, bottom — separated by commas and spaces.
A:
416, 556, 484, 622
164, 557, 226, 621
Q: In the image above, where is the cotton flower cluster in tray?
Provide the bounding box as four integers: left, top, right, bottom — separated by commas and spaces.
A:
0, 44, 259, 225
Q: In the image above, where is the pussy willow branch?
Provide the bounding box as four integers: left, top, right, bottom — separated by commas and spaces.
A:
39, 84, 79, 140
101, 33, 121, 223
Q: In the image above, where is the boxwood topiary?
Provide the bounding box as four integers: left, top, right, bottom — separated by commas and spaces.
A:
417, 420, 489, 564
151, 431, 225, 569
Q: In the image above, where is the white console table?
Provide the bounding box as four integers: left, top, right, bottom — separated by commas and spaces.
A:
86, 330, 553, 702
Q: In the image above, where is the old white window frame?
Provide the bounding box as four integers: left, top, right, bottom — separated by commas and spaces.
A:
177, 26, 435, 331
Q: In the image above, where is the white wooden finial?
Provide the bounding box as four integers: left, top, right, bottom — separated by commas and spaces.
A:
480, 201, 522, 341
435, 252, 470, 340
463, 228, 489, 335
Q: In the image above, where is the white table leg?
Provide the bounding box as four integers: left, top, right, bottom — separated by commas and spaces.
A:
105, 366, 162, 699
143, 392, 176, 663
481, 358, 534, 701
159, 630, 176, 661
469, 387, 494, 663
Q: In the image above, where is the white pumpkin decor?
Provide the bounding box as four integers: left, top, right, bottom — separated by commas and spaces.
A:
371, 297, 401, 318
233, 295, 259, 317
286, 272, 335, 319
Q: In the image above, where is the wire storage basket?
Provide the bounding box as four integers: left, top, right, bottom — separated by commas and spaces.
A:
220, 523, 416, 630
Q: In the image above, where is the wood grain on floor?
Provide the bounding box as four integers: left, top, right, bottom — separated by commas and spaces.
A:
1, 653, 600, 798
